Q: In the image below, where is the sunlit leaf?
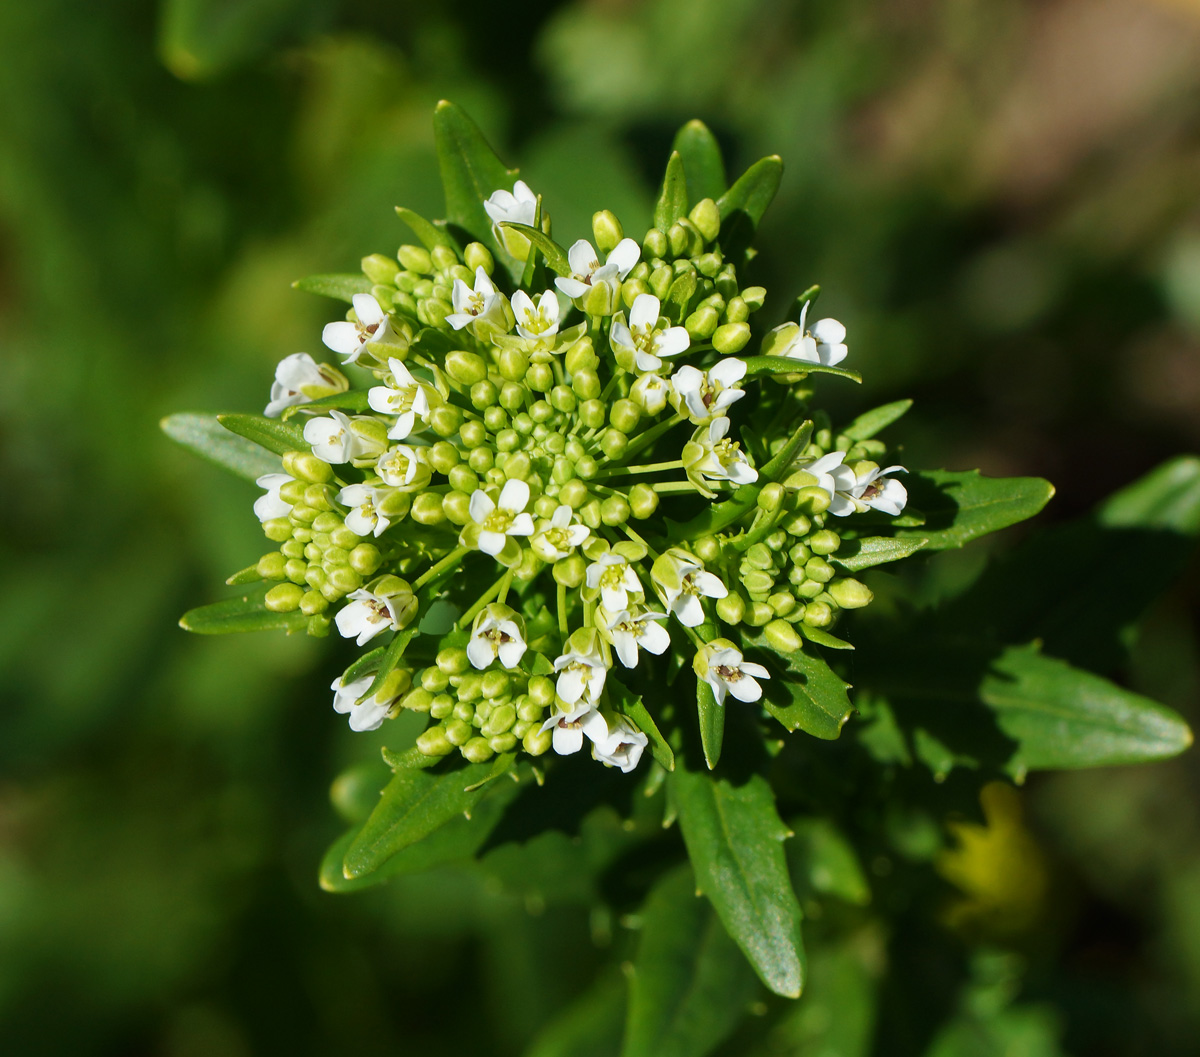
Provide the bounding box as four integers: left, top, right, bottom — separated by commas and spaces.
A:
671, 119, 727, 203
654, 151, 689, 231
292, 273, 373, 303
896, 470, 1054, 550
161, 412, 281, 481
742, 628, 853, 740
217, 413, 307, 456
179, 593, 306, 635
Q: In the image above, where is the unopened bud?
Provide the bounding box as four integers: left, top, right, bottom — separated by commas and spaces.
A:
742, 569, 775, 596
445, 350, 488, 386
429, 245, 458, 272
793, 486, 831, 516
559, 479, 589, 509
417, 726, 454, 756
349, 543, 382, 575
601, 495, 631, 525
629, 483, 659, 519
745, 542, 774, 570
764, 618, 803, 653
363, 253, 401, 284
441, 490, 471, 525
582, 282, 615, 317
397, 244, 433, 274
550, 385, 576, 414
622, 278, 650, 307
257, 552, 287, 580
742, 286, 766, 311
725, 297, 749, 324
429, 405, 462, 437
805, 557, 835, 583
643, 228, 668, 259
757, 482, 785, 513
490, 732, 519, 753
463, 242, 493, 275
769, 591, 797, 617
523, 726, 553, 756
265, 583, 303, 612
828, 578, 873, 610
712, 322, 751, 354
411, 492, 446, 526
808, 530, 840, 556
688, 198, 721, 242
592, 210, 624, 253
804, 602, 833, 628
571, 368, 601, 401
498, 346, 529, 381
716, 592, 747, 625
600, 429, 628, 462
580, 499, 603, 529
579, 399, 606, 429
746, 601, 774, 627
470, 379, 499, 410
553, 554, 586, 588
564, 338, 599, 374
685, 305, 721, 340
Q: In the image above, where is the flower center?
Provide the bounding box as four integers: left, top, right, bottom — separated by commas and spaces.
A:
520, 305, 555, 335
483, 510, 514, 534
715, 664, 744, 682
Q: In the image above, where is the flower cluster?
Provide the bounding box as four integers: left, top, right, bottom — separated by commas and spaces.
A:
236, 165, 912, 775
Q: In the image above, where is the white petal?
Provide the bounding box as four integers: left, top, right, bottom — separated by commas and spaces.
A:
351, 294, 385, 326
348, 696, 392, 732
469, 490, 495, 523
674, 594, 705, 627
322, 321, 361, 356
498, 478, 530, 514
254, 493, 291, 522
810, 317, 846, 345
479, 530, 506, 556
466, 637, 493, 669
555, 276, 590, 299
497, 637, 527, 668
552, 723, 584, 755
509, 512, 535, 537
726, 675, 763, 703
709, 357, 747, 386
607, 238, 641, 278
639, 622, 671, 655
655, 327, 691, 358
629, 294, 661, 330
567, 239, 599, 276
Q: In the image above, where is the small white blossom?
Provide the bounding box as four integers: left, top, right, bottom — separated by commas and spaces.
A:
468, 479, 535, 557
830, 461, 908, 517
265, 353, 347, 417
539, 701, 607, 756
445, 266, 505, 332
322, 294, 393, 365
682, 417, 758, 496
670, 358, 747, 424
484, 179, 538, 230
510, 289, 561, 341
334, 585, 415, 646
530, 505, 590, 562
630, 371, 670, 415
330, 674, 393, 733
599, 606, 671, 668
610, 293, 690, 372
650, 548, 728, 628
375, 445, 429, 490
590, 713, 648, 772
466, 603, 527, 670
768, 302, 849, 367
554, 238, 641, 300
304, 410, 366, 464
254, 473, 293, 522
553, 628, 609, 706
792, 450, 854, 502
585, 552, 643, 612
338, 483, 392, 537
694, 639, 771, 707
367, 358, 432, 440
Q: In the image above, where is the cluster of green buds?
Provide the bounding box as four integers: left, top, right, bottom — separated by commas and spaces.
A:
224, 110, 916, 774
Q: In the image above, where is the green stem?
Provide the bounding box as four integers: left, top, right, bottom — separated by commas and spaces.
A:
650, 480, 698, 494
621, 412, 686, 462
557, 579, 569, 637
457, 566, 511, 628
497, 567, 513, 606
413, 546, 468, 591
593, 458, 684, 480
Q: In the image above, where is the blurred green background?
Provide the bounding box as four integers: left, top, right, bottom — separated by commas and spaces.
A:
2, 0, 1200, 1053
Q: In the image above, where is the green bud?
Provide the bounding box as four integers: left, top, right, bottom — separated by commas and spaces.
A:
808, 530, 841, 556
444, 719, 473, 747
455, 672, 484, 702
458, 419, 485, 449
262, 518, 292, 543
769, 591, 797, 617
481, 670, 511, 699
579, 399, 606, 429
447, 465, 479, 494
564, 338, 599, 374
349, 543, 382, 575
792, 485, 832, 516
797, 579, 824, 599
513, 548, 543, 582
742, 286, 766, 311
789, 542, 812, 565
757, 482, 785, 514
300, 590, 328, 615
512, 412, 534, 435
527, 363, 553, 392
571, 368, 601, 400
482, 703, 517, 738
745, 542, 774, 570
363, 252, 401, 284
559, 479, 589, 509
526, 675, 554, 708
417, 298, 452, 329
499, 381, 525, 411
600, 429, 628, 462
397, 244, 433, 274
580, 499, 603, 529
805, 557, 835, 583
643, 227, 668, 259
667, 221, 690, 258
288, 452, 334, 484
622, 278, 650, 307
688, 198, 721, 242
265, 583, 303, 612
430, 694, 455, 719
284, 558, 308, 584
746, 601, 775, 627
716, 592, 746, 625
693, 535, 721, 563
499, 346, 529, 381
528, 399, 552, 424
445, 350, 488, 387
312, 512, 340, 534
280, 539, 304, 559
582, 282, 615, 317
523, 726, 553, 756
257, 552, 286, 580
280, 479, 307, 506
742, 569, 775, 596
685, 305, 721, 340
470, 379, 498, 410
430, 245, 459, 272
440, 490, 470, 526
601, 495, 631, 525
712, 322, 751, 354
649, 264, 673, 300
411, 492, 446, 526
628, 483, 659, 519
765, 618, 803, 653
766, 529, 789, 552
828, 578, 873, 610
483, 406, 507, 433
463, 242, 494, 274
402, 687, 435, 713
549, 385, 576, 414
504, 450, 531, 481
437, 647, 470, 676
429, 405, 462, 437
784, 512, 813, 537
592, 210, 624, 253
418, 666, 449, 693
695, 252, 722, 278
468, 446, 494, 473
489, 732, 518, 753
423, 440, 457, 475
306, 613, 332, 637
327, 566, 362, 594
306, 483, 338, 512
604, 398, 638, 434
725, 296, 749, 324
576, 455, 598, 480
553, 554, 586, 588
417, 726, 454, 757
804, 601, 833, 628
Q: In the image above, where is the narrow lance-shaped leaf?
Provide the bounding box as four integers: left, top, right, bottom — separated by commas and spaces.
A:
621, 864, 759, 1057
896, 469, 1054, 550
696, 675, 725, 770
832, 536, 928, 573
281, 389, 371, 419
654, 150, 689, 231
671, 119, 727, 203
292, 273, 372, 303
742, 627, 853, 740
161, 412, 282, 482
671, 766, 806, 997
218, 413, 307, 457
741, 355, 862, 385
180, 593, 307, 635
609, 676, 674, 771
395, 205, 459, 252
717, 155, 783, 260
500, 221, 572, 277
839, 399, 913, 443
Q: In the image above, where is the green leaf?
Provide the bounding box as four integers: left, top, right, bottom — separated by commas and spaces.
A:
217, 413, 307, 457
292, 273, 372, 303
799, 625, 854, 650
741, 355, 862, 384
224, 564, 263, 586
742, 628, 853, 740
621, 865, 759, 1057
280, 389, 371, 419
832, 536, 929, 572
610, 676, 674, 771
342, 753, 518, 880
527, 973, 627, 1057
982, 644, 1193, 774
160, 412, 282, 481
434, 100, 519, 261
158, 0, 315, 80
716, 156, 783, 260
671, 120, 727, 203
760, 418, 815, 481
896, 470, 1054, 550
500, 222, 572, 276
395, 205, 459, 252
786, 819, 871, 906
654, 151, 689, 232
179, 594, 306, 635
671, 767, 806, 997
696, 677, 725, 771
839, 399, 913, 442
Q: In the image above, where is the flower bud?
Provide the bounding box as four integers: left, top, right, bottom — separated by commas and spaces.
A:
716, 592, 747, 625
756, 482, 785, 514
349, 543, 382, 575
828, 578, 873, 610
442, 490, 472, 526
571, 368, 601, 401
397, 244, 433, 274
600, 429, 628, 462
622, 278, 650, 307
742, 569, 775, 596
667, 221, 690, 259
300, 589, 328, 616
685, 305, 721, 340
467, 446, 494, 473
307, 613, 332, 637
553, 554, 586, 587
417, 298, 452, 328
265, 583, 303, 612
629, 483, 659, 519
745, 601, 774, 626
580, 499, 603, 529
445, 350, 488, 387
725, 296, 749, 324
559, 479, 589, 509
805, 557, 835, 584
601, 495, 631, 525
513, 548, 543, 582
649, 264, 673, 300
742, 286, 766, 311
591, 210, 624, 253
362, 252, 401, 284
695, 252, 723, 278
503, 449, 531, 481
482, 702, 516, 738
550, 385, 576, 414
429, 405, 462, 437
769, 591, 797, 617
257, 551, 287, 580
411, 492, 446, 526
498, 346, 529, 381
490, 732, 518, 753
797, 579, 823, 599
527, 363, 553, 392
712, 322, 751, 354
582, 281, 615, 317
688, 198, 721, 242
263, 518, 292, 542
760, 617, 801, 653
643, 227, 668, 258
808, 530, 841, 556
744, 542, 774, 570
417, 726, 454, 756
285, 558, 308, 583
564, 338, 599, 375
579, 399, 606, 429
804, 602, 833, 628
529, 399, 554, 424
792, 486, 832, 516
463, 241, 493, 274
470, 379, 499, 410
523, 726, 553, 756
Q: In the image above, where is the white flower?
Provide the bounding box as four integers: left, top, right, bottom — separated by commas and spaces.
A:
467, 603, 527, 670
484, 179, 538, 230
375, 445, 429, 490
304, 410, 366, 464
468, 479, 535, 556
530, 505, 590, 562
650, 548, 728, 628
539, 701, 607, 756
510, 289, 561, 341
830, 462, 908, 517
585, 552, 644, 612
610, 293, 690, 373
694, 639, 771, 707
445, 266, 505, 332
768, 302, 848, 367
590, 713, 648, 772
682, 417, 758, 496
554, 238, 641, 300
792, 450, 854, 503
670, 358, 747, 424
334, 585, 415, 646
630, 371, 670, 415
553, 628, 609, 706
330, 674, 393, 733
264, 353, 348, 417
322, 294, 393, 365
253, 473, 293, 522
599, 606, 671, 668
338, 483, 391, 537
367, 358, 432, 440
